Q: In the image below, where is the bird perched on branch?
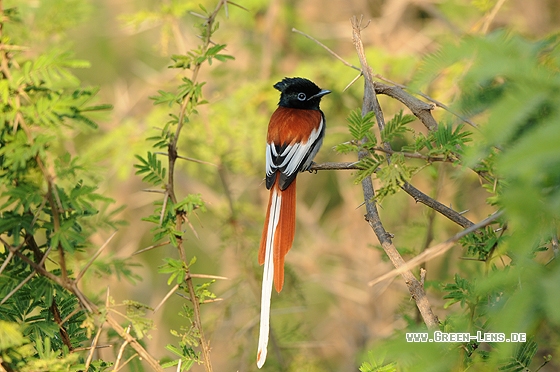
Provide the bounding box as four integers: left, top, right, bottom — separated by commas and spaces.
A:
257, 77, 330, 368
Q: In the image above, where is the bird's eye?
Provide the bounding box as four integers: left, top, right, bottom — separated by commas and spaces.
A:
297, 93, 306, 101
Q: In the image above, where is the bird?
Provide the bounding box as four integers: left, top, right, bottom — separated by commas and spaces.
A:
257, 77, 330, 368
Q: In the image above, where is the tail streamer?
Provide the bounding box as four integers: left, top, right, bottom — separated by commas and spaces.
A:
257, 178, 296, 368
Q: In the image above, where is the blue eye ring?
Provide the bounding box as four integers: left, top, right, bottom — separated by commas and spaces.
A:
297, 93, 306, 101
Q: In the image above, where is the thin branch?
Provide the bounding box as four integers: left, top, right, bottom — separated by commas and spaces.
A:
74, 344, 112, 352
0, 270, 36, 306
0, 250, 14, 276
154, 283, 180, 313
292, 28, 361, 72
142, 189, 166, 194
0, 241, 53, 306
84, 324, 104, 370
132, 240, 171, 256
59, 306, 82, 328
177, 154, 218, 167
372, 146, 454, 162
159, 190, 170, 225
155, 151, 218, 167
344, 72, 363, 92
292, 24, 477, 128
113, 325, 131, 371
368, 210, 504, 286
105, 315, 164, 371
115, 354, 139, 372
481, 0, 507, 34
189, 273, 229, 280
76, 231, 117, 283
309, 161, 360, 171
401, 182, 474, 228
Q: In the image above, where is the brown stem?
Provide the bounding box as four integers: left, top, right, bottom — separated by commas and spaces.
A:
163, 2, 230, 371
373, 82, 438, 131
401, 182, 474, 228
351, 15, 439, 329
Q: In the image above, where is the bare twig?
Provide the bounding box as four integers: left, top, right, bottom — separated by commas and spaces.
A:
372, 146, 455, 162
155, 151, 218, 167
0, 270, 36, 306
154, 283, 180, 313
76, 231, 118, 283
189, 273, 229, 280
0, 250, 14, 276
481, 0, 507, 34
115, 354, 138, 372
309, 161, 360, 171
344, 72, 363, 92
0, 242, 53, 306
401, 182, 474, 228
74, 344, 112, 352
291, 25, 477, 128
368, 210, 504, 286
292, 28, 361, 72
105, 315, 164, 371
132, 240, 171, 256
84, 321, 104, 370
113, 325, 131, 371
177, 154, 218, 167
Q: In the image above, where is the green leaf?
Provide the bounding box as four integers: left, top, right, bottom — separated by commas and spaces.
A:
134, 152, 167, 186
355, 156, 382, 183
499, 339, 538, 371
380, 110, 414, 143
347, 109, 376, 142
442, 274, 475, 309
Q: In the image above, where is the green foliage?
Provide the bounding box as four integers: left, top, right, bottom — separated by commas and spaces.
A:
499, 339, 538, 372
442, 274, 476, 309
338, 110, 419, 197
403, 122, 471, 159
380, 110, 414, 143
0, 4, 140, 370
359, 351, 397, 372
134, 152, 167, 186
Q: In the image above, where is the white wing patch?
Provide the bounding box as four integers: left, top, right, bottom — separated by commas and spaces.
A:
265, 117, 324, 178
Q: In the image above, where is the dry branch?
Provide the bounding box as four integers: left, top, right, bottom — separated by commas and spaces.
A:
368, 211, 503, 286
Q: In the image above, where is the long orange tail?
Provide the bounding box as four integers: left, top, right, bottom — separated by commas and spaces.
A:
257, 177, 296, 368
258, 177, 296, 292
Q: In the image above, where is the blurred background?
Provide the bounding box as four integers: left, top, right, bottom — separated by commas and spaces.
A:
7, 0, 560, 370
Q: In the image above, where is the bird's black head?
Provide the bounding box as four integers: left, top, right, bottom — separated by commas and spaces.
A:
274, 77, 330, 110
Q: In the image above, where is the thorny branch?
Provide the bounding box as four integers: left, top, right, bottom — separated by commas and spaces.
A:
351, 15, 439, 329
295, 22, 475, 229
162, 2, 233, 371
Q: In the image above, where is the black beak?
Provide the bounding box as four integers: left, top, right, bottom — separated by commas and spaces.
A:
308, 89, 331, 101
